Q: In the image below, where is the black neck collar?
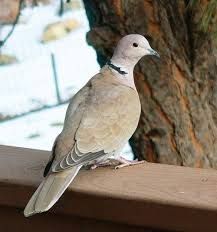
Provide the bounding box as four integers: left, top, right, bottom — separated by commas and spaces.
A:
107, 60, 128, 75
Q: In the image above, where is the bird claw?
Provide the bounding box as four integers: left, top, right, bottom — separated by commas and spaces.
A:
114, 159, 146, 169
90, 164, 98, 170
90, 156, 146, 170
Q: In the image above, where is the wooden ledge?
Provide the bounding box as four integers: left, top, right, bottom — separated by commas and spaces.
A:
1, 145, 217, 231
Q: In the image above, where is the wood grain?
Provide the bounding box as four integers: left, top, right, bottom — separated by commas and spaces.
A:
0, 206, 154, 232
0, 145, 217, 231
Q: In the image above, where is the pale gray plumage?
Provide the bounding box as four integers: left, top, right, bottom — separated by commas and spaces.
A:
24, 34, 159, 217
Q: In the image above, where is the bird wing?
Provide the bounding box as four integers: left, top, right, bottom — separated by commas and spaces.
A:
43, 82, 91, 176
45, 73, 140, 174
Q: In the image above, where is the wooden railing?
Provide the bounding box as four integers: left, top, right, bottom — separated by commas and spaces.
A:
0, 145, 217, 231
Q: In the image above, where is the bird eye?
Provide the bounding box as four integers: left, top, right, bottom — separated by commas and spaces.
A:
133, 43, 138, 47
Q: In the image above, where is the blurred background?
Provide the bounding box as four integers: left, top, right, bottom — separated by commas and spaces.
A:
0, 0, 133, 157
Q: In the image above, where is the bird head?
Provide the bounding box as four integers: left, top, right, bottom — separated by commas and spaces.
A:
111, 34, 160, 66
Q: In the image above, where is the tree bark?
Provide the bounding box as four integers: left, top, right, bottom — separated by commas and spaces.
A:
83, 0, 217, 168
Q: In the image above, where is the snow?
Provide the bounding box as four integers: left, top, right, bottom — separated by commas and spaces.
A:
0, 2, 134, 159
0, 3, 99, 117
0, 104, 67, 150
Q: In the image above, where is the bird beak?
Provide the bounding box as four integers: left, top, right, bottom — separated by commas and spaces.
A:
148, 48, 160, 58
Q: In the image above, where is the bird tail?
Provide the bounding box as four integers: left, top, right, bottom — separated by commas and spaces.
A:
24, 165, 82, 217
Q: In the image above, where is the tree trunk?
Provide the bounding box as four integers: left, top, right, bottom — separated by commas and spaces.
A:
83, 0, 217, 168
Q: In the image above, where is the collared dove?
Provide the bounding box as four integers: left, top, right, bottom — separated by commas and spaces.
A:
24, 34, 159, 217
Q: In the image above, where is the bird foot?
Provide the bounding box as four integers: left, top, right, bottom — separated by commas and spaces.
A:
90, 156, 146, 170
114, 156, 146, 169
90, 159, 118, 170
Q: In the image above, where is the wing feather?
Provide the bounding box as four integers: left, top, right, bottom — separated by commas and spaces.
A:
45, 73, 141, 174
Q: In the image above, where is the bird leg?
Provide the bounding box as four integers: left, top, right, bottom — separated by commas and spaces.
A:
90, 159, 120, 170
90, 157, 146, 170
113, 156, 146, 169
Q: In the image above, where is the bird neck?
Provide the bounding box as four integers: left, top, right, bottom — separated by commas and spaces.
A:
107, 60, 128, 75
103, 57, 136, 89
110, 56, 137, 73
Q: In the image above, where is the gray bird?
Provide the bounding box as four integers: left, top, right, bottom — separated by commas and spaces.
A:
24, 34, 159, 217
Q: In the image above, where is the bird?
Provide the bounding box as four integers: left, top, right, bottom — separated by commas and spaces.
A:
24, 34, 160, 217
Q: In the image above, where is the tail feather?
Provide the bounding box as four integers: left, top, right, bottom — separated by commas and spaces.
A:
23, 180, 45, 217
24, 165, 82, 217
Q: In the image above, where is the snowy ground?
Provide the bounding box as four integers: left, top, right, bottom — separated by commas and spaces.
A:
0, 2, 134, 159
0, 104, 67, 149
0, 3, 99, 116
